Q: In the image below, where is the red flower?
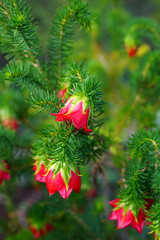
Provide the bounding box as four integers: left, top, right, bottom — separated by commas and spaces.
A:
46, 166, 81, 199
33, 162, 47, 183
58, 89, 67, 102
125, 46, 138, 58
109, 198, 146, 233
2, 118, 18, 131
124, 35, 138, 58
29, 223, 54, 239
50, 95, 92, 132
0, 160, 11, 184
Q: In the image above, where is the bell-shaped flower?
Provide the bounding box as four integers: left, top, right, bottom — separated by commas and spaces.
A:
45, 163, 81, 199
124, 35, 138, 58
0, 160, 11, 184
32, 161, 47, 183
109, 198, 149, 233
29, 223, 54, 239
126, 46, 138, 57
50, 95, 92, 132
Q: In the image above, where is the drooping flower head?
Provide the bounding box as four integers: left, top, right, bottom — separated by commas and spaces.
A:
0, 160, 11, 184
45, 162, 81, 199
33, 160, 47, 183
124, 35, 138, 58
29, 223, 54, 239
109, 198, 153, 233
50, 95, 92, 132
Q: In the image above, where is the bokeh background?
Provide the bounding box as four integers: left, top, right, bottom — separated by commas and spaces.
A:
1, 0, 160, 239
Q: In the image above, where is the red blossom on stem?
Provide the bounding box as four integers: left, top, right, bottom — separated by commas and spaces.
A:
29, 224, 54, 239
46, 168, 81, 199
124, 35, 138, 58
50, 96, 92, 132
0, 160, 11, 184
32, 162, 47, 183
125, 46, 138, 58
109, 198, 153, 233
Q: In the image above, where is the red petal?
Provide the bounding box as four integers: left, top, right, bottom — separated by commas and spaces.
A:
108, 210, 118, 220
116, 209, 132, 229
109, 198, 120, 208
3, 171, 11, 180
50, 108, 67, 121
29, 226, 41, 238
131, 208, 145, 233
46, 171, 63, 196
35, 164, 47, 183
50, 99, 72, 121
0, 161, 11, 184
58, 183, 73, 199
69, 170, 81, 193
83, 125, 93, 132
126, 46, 138, 57
56, 171, 73, 198
71, 102, 89, 129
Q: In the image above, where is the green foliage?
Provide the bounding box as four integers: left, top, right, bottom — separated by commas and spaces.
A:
48, 0, 92, 82
29, 89, 61, 114
2, 61, 48, 90
130, 51, 160, 103
151, 170, 160, 197
6, 229, 33, 240
62, 61, 104, 117
0, 0, 40, 60
119, 158, 148, 213
1, 0, 160, 239
116, 129, 160, 217
128, 129, 160, 161
147, 202, 160, 238
0, 124, 14, 159
125, 18, 160, 47
32, 122, 96, 169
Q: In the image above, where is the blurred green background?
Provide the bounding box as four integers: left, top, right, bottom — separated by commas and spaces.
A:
1, 0, 160, 240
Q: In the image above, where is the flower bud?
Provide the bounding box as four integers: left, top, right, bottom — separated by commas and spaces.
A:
45, 162, 81, 199
50, 95, 92, 132
124, 35, 138, 58
109, 198, 153, 233
29, 223, 54, 239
